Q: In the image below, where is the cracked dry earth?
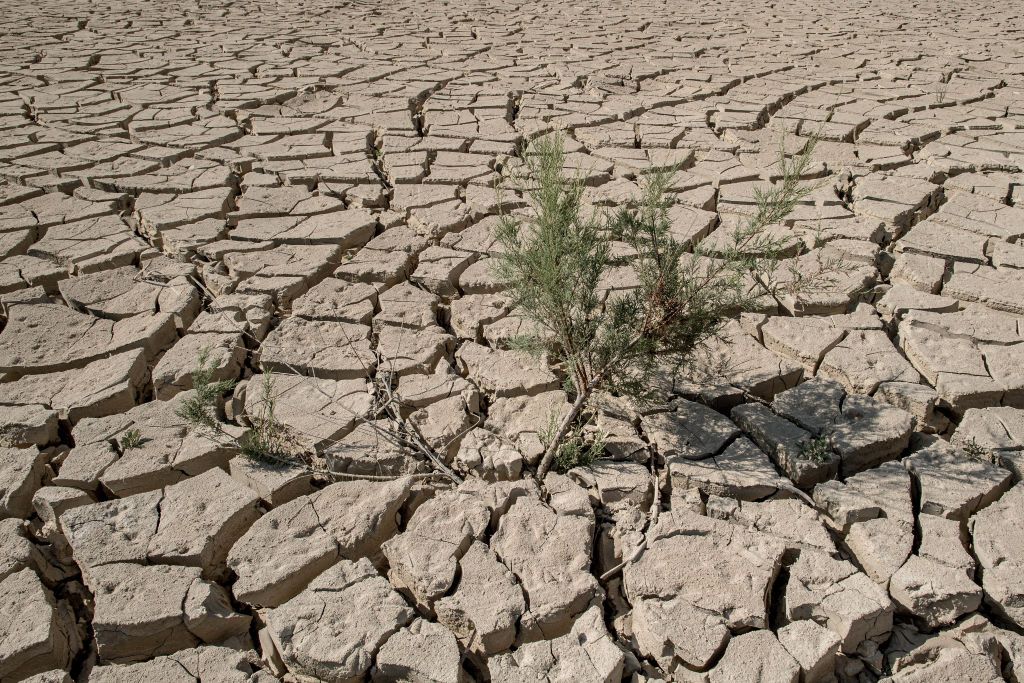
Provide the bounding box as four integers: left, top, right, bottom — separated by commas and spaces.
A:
2, 1, 1024, 682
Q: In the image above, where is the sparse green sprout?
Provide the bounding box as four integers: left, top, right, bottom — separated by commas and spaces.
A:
175, 350, 293, 465
808, 224, 829, 250
543, 412, 605, 474
961, 437, 991, 461
798, 435, 832, 464
497, 132, 836, 478
240, 372, 290, 463
175, 346, 237, 437
119, 428, 143, 452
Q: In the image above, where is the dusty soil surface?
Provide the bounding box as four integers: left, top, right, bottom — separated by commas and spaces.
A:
0, 0, 1023, 681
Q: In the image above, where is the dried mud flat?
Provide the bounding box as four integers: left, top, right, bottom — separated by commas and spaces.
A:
1, 0, 1023, 681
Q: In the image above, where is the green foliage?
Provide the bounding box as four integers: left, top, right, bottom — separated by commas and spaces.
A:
240, 372, 289, 463
496, 131, 834, 476
175, 346, 237, 436
175, 348, 292, 465
798, 435, 832, 464
961, 437, 990, 461
543, 412, 605, 474
495, 134, 608, 398
119, 428, 143, 452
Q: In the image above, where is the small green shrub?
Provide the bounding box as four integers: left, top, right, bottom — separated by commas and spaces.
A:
961, 437, 991, 461
175, 348, 289, 464
240, 372, 290, 463
119, 428, 143, 452
543, 412, 605, 474
798, 435, 832, 464
496, 132, 835, 478
175, 346, 237, 436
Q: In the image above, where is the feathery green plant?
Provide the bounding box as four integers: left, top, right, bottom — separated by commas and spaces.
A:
961, 437, 991, 462
174, 346, 237, 436
175, 347, 288, 463
497, 132, 835, 478
240, 371, 288, 463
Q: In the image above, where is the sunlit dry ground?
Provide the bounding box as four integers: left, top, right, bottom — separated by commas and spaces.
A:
0, 0, 1023, 681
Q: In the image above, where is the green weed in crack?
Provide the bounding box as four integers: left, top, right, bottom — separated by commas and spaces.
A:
961, 437, 992, 462
118, 428, 143, 452
174, 346, 237, 437
541, 411, 606, 474
798, 435, 832, 464
240, 371, 291, 464
175, 346, 289, 464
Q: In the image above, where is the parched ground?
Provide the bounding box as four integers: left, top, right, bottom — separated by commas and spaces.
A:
0, 0, 1023, 680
